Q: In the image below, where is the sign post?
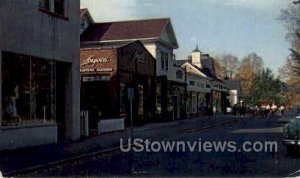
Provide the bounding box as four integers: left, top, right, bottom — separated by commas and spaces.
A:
127, 88, 134, 139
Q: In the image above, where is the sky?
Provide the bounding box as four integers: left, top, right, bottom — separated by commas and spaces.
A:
80, 0, 292, 74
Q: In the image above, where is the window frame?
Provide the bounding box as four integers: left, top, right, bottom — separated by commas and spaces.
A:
38, 0, 68, 20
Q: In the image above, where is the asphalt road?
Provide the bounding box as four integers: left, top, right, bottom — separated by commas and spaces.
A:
23, 116, 300, 177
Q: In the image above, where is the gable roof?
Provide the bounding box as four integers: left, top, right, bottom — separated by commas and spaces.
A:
81, 18, 179, 48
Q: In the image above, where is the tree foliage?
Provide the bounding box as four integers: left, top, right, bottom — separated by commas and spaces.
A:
235, 53, 263, 95
279, 2, 300, 106
249, 68, 284, 105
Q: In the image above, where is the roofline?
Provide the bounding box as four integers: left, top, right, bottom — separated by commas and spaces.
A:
81, 38, 179, 49
81, 37, 159, 44
92, 17, 171, 24
163, 19, 179, 49
181, 62, 210, 79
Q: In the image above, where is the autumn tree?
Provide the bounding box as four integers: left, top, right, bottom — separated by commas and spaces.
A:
213, 58, 224, 79
235, 53, 263, 96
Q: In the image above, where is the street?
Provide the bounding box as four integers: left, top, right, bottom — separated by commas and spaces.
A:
20, 116, 300, 177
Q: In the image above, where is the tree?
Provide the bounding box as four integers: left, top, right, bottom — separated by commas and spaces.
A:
235, 53, 263, 95
220, 54, 239, 79
280, 2, 300, 82
213, 58, 224, 79
249, 68, 284, 105
279, 1, 300, 106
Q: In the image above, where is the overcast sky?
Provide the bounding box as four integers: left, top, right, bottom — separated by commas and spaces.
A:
81, 0, 292, 74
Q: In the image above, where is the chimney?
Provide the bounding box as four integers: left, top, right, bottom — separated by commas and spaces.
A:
191, 45, 202, 68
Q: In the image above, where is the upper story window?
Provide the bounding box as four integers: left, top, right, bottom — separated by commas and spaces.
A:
39, 0, 50, 11
160, 51, 169, 71
189, 81, 195, 86
165, 53, 169, 71
54, 0, 65, 15
39, 0, 66, 18
160, 51, 165, 70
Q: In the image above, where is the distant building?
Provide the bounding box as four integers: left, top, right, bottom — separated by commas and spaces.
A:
224, 80, 242, 106
0, 0, 81, 150
176, 46, 228, 115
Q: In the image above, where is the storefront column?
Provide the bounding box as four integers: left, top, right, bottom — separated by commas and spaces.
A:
65, 63, 80, 140
0, 51, 2, 126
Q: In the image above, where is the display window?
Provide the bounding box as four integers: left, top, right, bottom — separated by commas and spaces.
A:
2, 52, 56, 126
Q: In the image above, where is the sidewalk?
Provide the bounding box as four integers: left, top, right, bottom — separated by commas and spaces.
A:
0, 114, 240, 176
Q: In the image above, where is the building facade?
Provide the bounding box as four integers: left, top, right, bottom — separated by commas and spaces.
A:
177, 46, 228, 116
0, 0, 80, 150
80, 41, 156, 129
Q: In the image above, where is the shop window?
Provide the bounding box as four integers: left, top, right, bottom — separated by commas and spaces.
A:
2, 52, 56, 126
120, 83, 126, 115
138, 85, 144, 116
156, 84, 162, 113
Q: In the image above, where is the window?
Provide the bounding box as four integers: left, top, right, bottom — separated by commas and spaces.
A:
2, 52, 57, 126
39, 0, 50, 11
54, 0, 65, 15
189, 81, 195, 86
161, 51, 165, 70
165, 53, 169, 71
39, 0, 65, 17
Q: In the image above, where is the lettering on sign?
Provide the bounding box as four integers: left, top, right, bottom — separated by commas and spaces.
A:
80, 68, 113, 73
81, 55, 110, 67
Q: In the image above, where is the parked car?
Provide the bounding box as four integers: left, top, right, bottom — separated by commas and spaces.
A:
282, 116, 300, 154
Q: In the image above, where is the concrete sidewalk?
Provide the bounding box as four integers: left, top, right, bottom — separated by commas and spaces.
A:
0, 114, 241, 176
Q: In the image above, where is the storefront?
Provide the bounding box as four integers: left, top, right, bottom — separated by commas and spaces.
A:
212, 81, 228, 113
80, 41, 156, 130
186, 74, 211, 117
1, 52, 71, 137
156, 66, 186, 121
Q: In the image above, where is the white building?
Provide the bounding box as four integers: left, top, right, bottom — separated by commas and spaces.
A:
0, 0, 81, 150
177, 46, 228, 115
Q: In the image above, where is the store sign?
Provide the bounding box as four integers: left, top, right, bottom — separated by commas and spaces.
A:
82, 75, 110, 82
81, 55, 110, 67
